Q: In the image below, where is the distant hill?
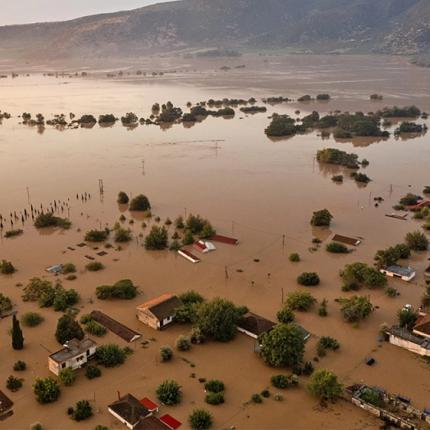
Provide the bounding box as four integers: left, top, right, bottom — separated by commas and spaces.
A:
0, 0, 429, 62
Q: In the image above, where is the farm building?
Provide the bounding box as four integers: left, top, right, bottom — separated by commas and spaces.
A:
387, 313, 430, 357
48, 338, 97, 376
380, 265, 416, 282
237, 312, 276, 339
136, 294, 183, 330
108, 394, 152, 429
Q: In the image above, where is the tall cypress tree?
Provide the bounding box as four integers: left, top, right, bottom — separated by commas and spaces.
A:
12, 314, 24, 350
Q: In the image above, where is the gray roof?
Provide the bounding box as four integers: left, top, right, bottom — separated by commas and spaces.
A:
384, 265, 415, 277
238, 312, 276, 336
388, 326, 430, 350
109, 394, 150, 426
49, 338, 97, 363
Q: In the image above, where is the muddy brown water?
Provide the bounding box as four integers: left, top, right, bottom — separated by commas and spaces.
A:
0, 55, 429, 430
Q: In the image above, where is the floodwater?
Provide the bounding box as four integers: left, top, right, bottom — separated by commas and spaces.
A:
0, 55, 429, 430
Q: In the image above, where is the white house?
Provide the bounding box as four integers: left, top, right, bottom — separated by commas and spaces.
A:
380, 265, 416, 282
48, 338, 97, 375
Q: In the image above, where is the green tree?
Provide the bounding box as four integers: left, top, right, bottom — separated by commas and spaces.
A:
259, 323, 305, 368
71, 400, 93, 421
55, 314, 84, 345
196, 298, 244, 342
160, 346, 173, 362
308, 369, 342, 403
189, 409, 213, 430
286, 291, 316, 311
12, 314, 24, 350
310, 209, 333, 227
0, 293, 13, 315
117, 191, 129, 204
129, 194, 151, 211
85, 365, 102, 379
398, 307, 418, 330
297, 272, 320, 286
96, 344, 127, 367
96, 279, 137, 300
0, 260, 16, 274
339, 296, 374, 323
405, 231, 429, 251
156, 380, 182, 405
277, 306, 295, 323
59, 368, 76, 386
145, 226, 169, 250
33, 377, 60, 403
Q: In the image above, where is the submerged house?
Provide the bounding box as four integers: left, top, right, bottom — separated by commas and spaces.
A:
238, 312, 311, 346
136, 294, 183, 330
108, 394, 181, 430
0, 390, 13, 420
380, 265, 416, 282
193, 240, 216, 254
237, 312, 276, 339
387, 312, 430, 357
48, 338, 97, 376
108, 394, 152, 429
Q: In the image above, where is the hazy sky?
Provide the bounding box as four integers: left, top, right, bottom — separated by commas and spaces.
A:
1, 0, 170, 26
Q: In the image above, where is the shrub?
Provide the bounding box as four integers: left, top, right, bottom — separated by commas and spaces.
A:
0, 260, 16, 274
85, 230, 109, 242
129, 194, 151, 211
114, 227, 132, 242
13, 360, 26, 371
31, 423, 43, 430
310, 209, 333, 227
160, 346, 173, 362
117, 191, 129, 204
251, 393, 262, 403
62, 263, 76, 274
86, 261, 105, 272
399, 193, 421, 206
307, 369, 342, 403
297, 272, 320, 286
21, 312, 44, 327
286, 291, 316, 311
55, 314, 84, 344
4, 229, 23, 238
33, 377, 60, 403
180, 290, 204, 305
277, 306, 295, 323
85, 366, 102, 380
189, 409, 213, 430
145, 226, 169, 250
205, 392, 224, 405
71, 400, 93, 421
96, 279, 137, 300
326, 242, 349, 253
0, 293, 13, 314
271, 375, 290, 389
96, 344, 127, 367
156, 380, 182, 405
84, 320, 107, 337
318, 299, 328, 317
385, 287, 398, 298
317, 337, 340, 356
303, 361, 314, 376
6, 375, 23, 392
405, 231, 429, 251
34, 213, 71, 229
59, 368, 76, 386
204, 380, 225, 393
176, 335, 191, 351
289, 253, 300, 262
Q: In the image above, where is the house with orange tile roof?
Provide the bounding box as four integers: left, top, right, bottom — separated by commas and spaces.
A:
136, 294, 183, 330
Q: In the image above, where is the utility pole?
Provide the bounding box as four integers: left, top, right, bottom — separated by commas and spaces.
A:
224, 266, 229, 280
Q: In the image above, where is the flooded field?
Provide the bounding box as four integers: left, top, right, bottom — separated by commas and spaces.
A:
0, 55, 429, 430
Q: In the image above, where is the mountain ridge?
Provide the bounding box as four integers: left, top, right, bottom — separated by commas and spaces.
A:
0, 0, 429, 62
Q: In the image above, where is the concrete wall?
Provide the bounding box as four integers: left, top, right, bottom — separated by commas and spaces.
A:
389, 334, 430, 357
